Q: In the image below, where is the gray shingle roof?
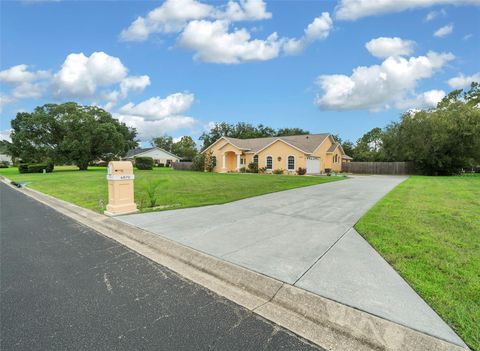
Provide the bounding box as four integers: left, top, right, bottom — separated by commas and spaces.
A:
327, 143, 340, 153
223, 134, 330, 154
125, 147, 155, 158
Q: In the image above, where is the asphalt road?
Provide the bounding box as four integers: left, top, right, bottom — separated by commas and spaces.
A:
0, 182, 322, 351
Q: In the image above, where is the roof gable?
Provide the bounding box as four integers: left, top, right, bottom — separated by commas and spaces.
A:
126, 147, 180, 159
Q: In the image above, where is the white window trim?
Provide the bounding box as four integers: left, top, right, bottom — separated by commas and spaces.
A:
266, 155, 273, 170
286, 155, 295, 171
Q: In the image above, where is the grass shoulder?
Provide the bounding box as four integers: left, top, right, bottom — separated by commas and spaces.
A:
355, 175, 480, 350
0, 166, 344, 213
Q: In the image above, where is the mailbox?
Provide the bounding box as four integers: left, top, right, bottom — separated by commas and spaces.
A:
104, 161, 138, 216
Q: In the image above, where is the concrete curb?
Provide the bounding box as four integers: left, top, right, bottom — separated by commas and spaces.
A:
2, 179, 469, 351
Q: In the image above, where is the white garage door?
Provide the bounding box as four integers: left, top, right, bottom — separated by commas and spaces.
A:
306, 156, 320, 174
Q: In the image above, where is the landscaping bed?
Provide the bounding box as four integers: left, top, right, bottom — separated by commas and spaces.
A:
355, 175, 480, 350
0, 166, 343, 213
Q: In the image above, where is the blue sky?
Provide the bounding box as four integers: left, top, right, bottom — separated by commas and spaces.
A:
1, 0, 479, 146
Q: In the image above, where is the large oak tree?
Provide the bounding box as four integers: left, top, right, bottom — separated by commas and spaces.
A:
9, 102, 137, 170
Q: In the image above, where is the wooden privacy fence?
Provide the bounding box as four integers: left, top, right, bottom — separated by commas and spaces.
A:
341, 162, 415, 175
172, 162, 193, 171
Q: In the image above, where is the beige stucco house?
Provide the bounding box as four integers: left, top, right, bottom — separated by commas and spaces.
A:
202, 134, 350, 174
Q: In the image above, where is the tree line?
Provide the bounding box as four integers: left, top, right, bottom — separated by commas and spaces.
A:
338, 83, 480, 175
3, 84, 478, 175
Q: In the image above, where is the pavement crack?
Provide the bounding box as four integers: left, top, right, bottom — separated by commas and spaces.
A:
252, 283, 284, 312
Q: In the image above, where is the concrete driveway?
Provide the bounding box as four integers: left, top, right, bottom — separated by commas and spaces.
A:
117, 175, 466, 347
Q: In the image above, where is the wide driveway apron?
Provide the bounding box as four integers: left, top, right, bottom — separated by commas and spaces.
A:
117, 175, 466, 347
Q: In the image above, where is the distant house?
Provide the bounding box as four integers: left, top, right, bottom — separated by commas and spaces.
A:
0, 154, 12, 165
124, 147, 181, 166
202, 134, 351, 174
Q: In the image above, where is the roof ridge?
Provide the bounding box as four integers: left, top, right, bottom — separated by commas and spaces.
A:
225, 133, 330, 141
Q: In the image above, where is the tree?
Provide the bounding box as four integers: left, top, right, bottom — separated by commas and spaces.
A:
353, 128, 386, 161
276, 128, 309, 136
171, 136, 197, 159
9, 102, 137, 170
382, 83, 480, 175
152, 135, 173, 151
331, 134, 354, 156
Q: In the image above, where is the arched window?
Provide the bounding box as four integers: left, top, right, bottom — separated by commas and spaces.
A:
253, 155, 258, 165
287, 156, 295, 170
266, 156, 273, 170
211, 156, 217, 167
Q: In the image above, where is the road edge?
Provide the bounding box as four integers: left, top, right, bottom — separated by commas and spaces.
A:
1, 179, 469, 351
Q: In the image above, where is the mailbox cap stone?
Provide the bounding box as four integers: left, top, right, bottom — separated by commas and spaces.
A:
108, 161, 134, 174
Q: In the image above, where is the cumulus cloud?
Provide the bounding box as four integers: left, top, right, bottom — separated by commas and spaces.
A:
434, 23, 453, 37
396, 89, 446, 109
0, 64, 50, 84
120, 0, 271, 42
447, 72, 480, 89
120, 0, 213, 41
115, 92, 197, 140
121, 0, 331, 63
0, 64, 51, 106
216, 0, 272, 21
365, 37, 415, 58
283, 13, 333, 55
119, 93, 194, 120
314, 51, 455, 111
53, 52, 128, 98
335, 0, 480, 21
178, 20, 282, 64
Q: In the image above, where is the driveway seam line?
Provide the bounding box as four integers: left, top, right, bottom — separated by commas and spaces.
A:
292, 227, 352, 286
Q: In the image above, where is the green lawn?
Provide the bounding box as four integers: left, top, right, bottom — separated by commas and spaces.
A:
0, 166, 343, 212
355, 175, 480, 350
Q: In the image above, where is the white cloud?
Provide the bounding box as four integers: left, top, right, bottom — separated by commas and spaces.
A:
335, 0, 480, 21
120, 0, 271, 42
178, 20, 282, 64
447, 72, 480, 89
114, 92, 197, 141
314, 51, 455, 111
463, 33, 473, 40
0, 64, 50, 84
119, 93, 195, 121
120, 0, 213, 41
0, 64, 51, 105
120, 75, 151, 98
283, 13, 333, 55
424, 8, 447, 21
117, 114, 197, 141
396, 89, 446, 109
53, 52, 128, 98
365, 37, 415, 58
216, 0, 272, 21
434, 23, 453, 37
0, 129, 12, 142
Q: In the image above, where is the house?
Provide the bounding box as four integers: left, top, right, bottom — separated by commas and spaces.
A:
0, 154, 12, 165
124, 147, 181, 166
202, 134, 351, 174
